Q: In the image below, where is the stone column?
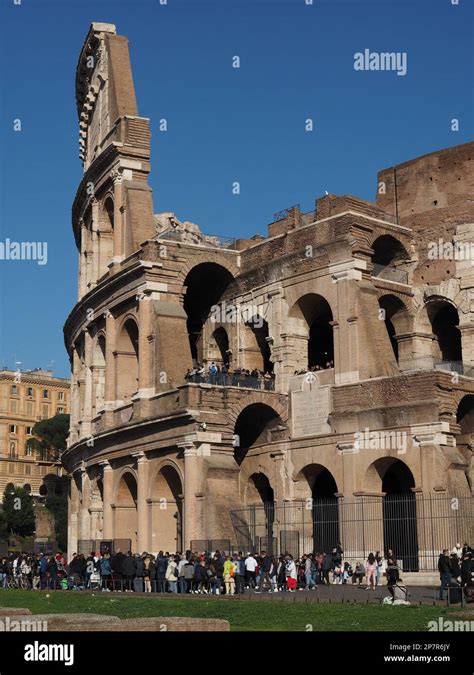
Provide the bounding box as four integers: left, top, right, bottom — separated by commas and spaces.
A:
82, 331, 93, 438
91, 197, 100, 285
459, 324, 474, 371
397, 332, 435, 372
100, 461, 114, 540
178, 435, 206, 549
103, 311, 117, 424
112, 169, 123, 262
68, 475, 80, 560
132, 451, 149, 553
78, 465, 92, 551
137, 292, 154, 398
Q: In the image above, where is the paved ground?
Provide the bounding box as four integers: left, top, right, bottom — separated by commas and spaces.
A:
70, 584, 464, 607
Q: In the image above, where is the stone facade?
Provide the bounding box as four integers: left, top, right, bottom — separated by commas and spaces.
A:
63, 23, 473, 565
0, 369, 69, 497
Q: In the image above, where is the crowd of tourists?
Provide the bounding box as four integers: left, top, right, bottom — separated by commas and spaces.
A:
437, 542, 473, 601
185, 362, 275, 390
1, 542, 471, 601
293, 360, 334, 375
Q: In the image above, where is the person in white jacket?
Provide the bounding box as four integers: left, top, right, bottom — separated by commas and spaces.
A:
284, 555, 297, 592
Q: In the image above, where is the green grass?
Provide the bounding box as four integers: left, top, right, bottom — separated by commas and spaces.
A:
0, 590, 462, 631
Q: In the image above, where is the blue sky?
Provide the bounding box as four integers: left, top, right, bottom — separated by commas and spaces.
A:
0, 0, 472, 378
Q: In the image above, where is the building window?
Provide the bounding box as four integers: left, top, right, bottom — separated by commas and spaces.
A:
11, 384, 18, 395
9, 442, 17, 458
10, 399, 17, 413
26, 402, 34, 416
27, 387, 34, 397
57, 407, 65, 415
25, 465, 31, 476
10, 425, 17, 434
58, 391, 65, 400
42, 405, 49, 419
25, 443, 33, 456
26, 426, 33, 435
43, 390, 49, 399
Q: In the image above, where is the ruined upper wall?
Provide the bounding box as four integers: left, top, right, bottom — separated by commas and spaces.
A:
376, 142, 474, 225
76, 22, 139, 170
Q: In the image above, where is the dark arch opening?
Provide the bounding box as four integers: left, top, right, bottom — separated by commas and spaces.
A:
249, 473, 275, 554
372, 235, 409, 268
104, 197, 114, 230
233, 403, 282, 465
457, 395, 474, 434
292, 294, 334, 369
430, 303, 462, 363
244, 317, 273, 372
378, 295, 408, 363
212, 327, 230, 365
307, 467, 340, 554
382, 460, 418, 571
183, 263, 234, 365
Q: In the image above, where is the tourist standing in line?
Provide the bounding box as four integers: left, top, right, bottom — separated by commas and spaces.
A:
245, 552, 257, 588
365, 552, 377, 590
438, 549, 453, 600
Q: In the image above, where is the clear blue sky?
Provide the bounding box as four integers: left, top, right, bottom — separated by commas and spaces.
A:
0, 0, 472, 378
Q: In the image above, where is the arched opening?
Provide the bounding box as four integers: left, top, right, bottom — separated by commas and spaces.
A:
211, 326, 230, 366
378, 295, 410, 363
98, 197, 114, 279
92, 334, 106, 416
372, 235, 410, 282
183, 263, 234, 365
242, 316, 273, 373
457, 395, 474, 434
247, 473, 275, 554
150, 465, 183, 553
115, 472, 138, 552
430, 303, 462, 364
301, 464, 339, 554
233, 403, 283, 465
376, 458, 418, 572
289, 293, 334, 370
115, 319, 139, 403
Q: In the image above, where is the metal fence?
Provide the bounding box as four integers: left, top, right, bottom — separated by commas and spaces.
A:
230, 494, 473, 571
186, 373, 275, 390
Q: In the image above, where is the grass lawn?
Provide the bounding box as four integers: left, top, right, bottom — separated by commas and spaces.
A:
0, 590, 461, 631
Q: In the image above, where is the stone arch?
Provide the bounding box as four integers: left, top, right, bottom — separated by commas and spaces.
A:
209, 325, 231, 366
457, 394, 474, 434
378, 294, 412, 363
177, 254, 239, 290
293, 463, 340, 554
227, 392, 288, 429
241, 315, 273, 373
364, 457, 418, 571
182, 262, 235, 365
98, 195, 114, 279
416, 297, 462, 364
148, 461, 184, 553
115, 316, 139, 403
114, 469, 138, 552
288, 293, 334, 370
91, 332, 106, 416
232, 401, 286, 465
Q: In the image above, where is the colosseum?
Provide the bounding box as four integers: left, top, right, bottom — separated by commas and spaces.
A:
63, 23, 473, 573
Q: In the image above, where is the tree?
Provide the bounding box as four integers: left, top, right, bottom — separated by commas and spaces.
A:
30, 413, 70, 461
0, 508, 8, 542
2, 484, 35, 537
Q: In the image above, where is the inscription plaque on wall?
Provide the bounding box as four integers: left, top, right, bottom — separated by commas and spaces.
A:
291, 385, 331, 438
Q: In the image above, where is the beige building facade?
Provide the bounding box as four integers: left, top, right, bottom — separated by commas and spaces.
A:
0, 369, 69, 497
63, 23, 473, 568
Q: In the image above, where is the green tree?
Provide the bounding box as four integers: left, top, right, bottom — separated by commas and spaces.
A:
2, 483, 35, 537
0, 508, 8, 542
45, 488, 68, 552
30, 413, 70, 461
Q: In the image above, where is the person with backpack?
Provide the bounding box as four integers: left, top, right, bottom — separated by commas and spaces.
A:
234, 554, 246, 594
134, 554, 144, 592
223, 555, 236, 595
165, 555, 179, 593
100, 553, 112, 591
255, 551, 272, 593
304, 554, 315, 590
